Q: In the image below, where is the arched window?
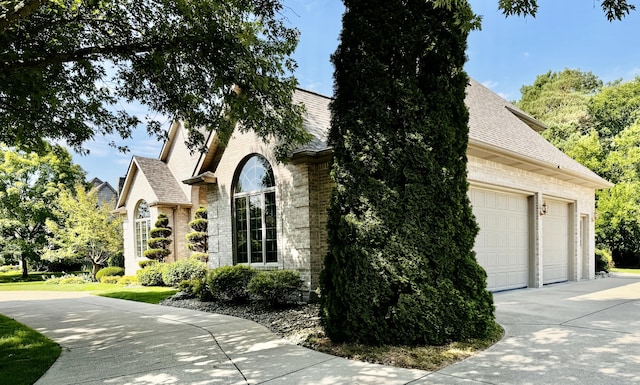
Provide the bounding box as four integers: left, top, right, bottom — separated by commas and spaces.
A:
233, 155, 277, 265
135, 200, 151, 259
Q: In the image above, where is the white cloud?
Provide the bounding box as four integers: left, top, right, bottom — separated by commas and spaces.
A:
482, 80, 499, 89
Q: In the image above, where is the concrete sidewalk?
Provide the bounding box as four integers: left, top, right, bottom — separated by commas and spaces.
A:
1, 276, 639, 384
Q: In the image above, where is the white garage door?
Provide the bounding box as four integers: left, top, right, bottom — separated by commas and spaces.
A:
469, 188, 530, 291
543, 200, 569, 284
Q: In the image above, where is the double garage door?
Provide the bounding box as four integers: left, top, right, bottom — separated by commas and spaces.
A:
469, 188, 569, 291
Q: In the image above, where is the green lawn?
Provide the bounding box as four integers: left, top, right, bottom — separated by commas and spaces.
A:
611, 267, 640, 274
0, 315, 61, 385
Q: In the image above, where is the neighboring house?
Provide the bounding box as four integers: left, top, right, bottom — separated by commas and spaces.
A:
89, 178, 118, 207
115, 80, 612, 294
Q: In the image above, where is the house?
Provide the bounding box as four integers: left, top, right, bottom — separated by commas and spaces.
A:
89, 177, 118, 207
115, 80, 612, 293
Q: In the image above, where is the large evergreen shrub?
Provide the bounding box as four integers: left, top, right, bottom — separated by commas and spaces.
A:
144, 213, 172, 262
162, 259, 207, 287
207, 265, 256, 302
186, 207, 208, 262
321, 1, 495, 346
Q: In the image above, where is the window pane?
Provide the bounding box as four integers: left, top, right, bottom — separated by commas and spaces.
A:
265, 192, 277, 263
250, 195, 263, 263
235, 197, 248, 264
236, 155, 275, 193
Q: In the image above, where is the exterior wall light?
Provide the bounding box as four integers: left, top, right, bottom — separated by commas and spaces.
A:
539, 201, 548, 216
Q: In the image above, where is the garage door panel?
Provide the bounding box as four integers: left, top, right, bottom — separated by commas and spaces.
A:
543, 200, 569, 284
470, 188, 530, 291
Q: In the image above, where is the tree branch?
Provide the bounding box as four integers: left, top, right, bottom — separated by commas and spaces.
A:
0, 0, 48, 34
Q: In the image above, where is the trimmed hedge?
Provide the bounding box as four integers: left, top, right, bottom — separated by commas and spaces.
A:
162, 259, 207, 287
136, 263, 167, 286
119, 275, 138, 285
95, 266, 125, 281
100, 276, 121, 284
138, 259, 158, 269
207, 265, 256, 302
248, 270, 303, 306
596, 249, 614, 272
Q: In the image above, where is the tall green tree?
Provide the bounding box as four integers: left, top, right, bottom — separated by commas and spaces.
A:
44, 184, 122, 279
0, 0, 307, 158
321, 1, 494, 346
0, 145, 85, 277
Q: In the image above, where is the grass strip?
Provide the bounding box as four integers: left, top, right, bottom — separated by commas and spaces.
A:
97, 287, 177, 304
0, 315, 61, 385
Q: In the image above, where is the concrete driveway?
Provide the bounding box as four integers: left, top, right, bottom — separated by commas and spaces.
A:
0, 276, 639, 384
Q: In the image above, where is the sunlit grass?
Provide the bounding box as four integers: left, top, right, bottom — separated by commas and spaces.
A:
97, 287, 177, 304
0, 315, 61, 385
611, 267, 640, 274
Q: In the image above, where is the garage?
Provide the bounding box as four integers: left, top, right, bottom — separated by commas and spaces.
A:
543, 200, 570, 284
469, 188, 530, 291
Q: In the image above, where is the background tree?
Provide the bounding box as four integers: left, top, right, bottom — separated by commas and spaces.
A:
497, 0, 636, 21
517, 71, 640, 267
321, 1, 494, 346
0, 144, 85, 277
44, 184, 123, 279
0, 0, 308, 159
144, 214, 172, 262
186, 207, 208, 262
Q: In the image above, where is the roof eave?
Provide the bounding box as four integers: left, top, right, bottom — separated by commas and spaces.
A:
467, 139, 613, 190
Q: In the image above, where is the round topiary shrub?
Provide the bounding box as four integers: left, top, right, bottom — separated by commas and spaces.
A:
207, 265, 257, 302
595, 248, 613, 272
248, 269, 303, 306
138, 259, 158, 269
136, 263, 167, 286
144, 213, 172, 262
95, 266, 125, 281
100, 276, 121, 284
162, 259, 207, 287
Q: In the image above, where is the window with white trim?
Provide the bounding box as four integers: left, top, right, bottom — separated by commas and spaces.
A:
233, 155, 277, 265
135, 200, 151, 259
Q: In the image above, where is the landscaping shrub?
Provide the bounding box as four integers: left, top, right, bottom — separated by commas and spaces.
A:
107, 252, 125, 268
596, 248, 614, 272
43, 258, 84, 272
207, 265, 256, 302
119, 275, 138, 285
44, 273, 91, 284
162, 259, 207, 287
100, 276, 121, 284
144, 214, 172, 262
138, 259, 158, 269
248, 270, 303, 306
95, 266, 125, 281
136, 263, 167, 286
186, 206, 209, 263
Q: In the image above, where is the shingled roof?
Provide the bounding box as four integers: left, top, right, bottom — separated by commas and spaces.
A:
116, 156, 190, 209
292, 80, 611, 189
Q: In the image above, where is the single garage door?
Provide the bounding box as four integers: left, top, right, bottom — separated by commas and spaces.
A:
543, 200, 569, 284
469, 188, 530, 291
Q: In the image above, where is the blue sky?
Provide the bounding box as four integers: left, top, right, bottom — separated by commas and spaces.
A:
73, 0, 640, 189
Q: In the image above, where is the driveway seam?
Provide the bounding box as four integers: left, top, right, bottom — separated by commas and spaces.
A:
73, 296, 251, 385
254, 356, 338, 384
559, 298, 638, 327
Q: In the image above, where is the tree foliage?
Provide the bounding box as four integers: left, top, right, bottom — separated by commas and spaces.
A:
321, 0, 495, 346
0, 0, 308, 159
45, 183, 122, 279
498, 0, 636, 21
517, 71, 640, 267
0, 144, 85, 277
144, 213, 172, 262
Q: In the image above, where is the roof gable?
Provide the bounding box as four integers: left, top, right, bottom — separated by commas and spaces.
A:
116, 156, 190, 209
